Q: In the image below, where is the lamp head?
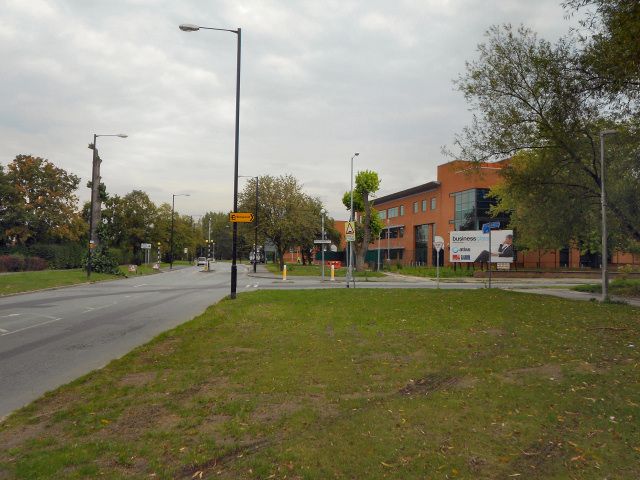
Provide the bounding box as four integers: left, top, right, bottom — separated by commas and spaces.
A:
600, 129, 618, 136
179, 24, 200, 32
117, 134, 128, 138
354, 152, 359, 156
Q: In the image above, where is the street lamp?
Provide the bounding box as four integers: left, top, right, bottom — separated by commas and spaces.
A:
239, 175, 259, 273
87, 133, 127, 279
170, 193, 190, 270
320, 208, 326, 281
347, 152, 359, 288
180, 22, 242, 299
600, 129, 617, 302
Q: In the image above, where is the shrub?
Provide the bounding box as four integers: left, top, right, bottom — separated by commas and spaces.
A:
0, 255, 25, 272
83, 246, 122, 275
24, 256, 48, 271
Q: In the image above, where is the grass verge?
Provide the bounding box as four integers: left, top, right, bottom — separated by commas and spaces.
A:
386, 265, 475, 278
1, 289, 639, 479
573, 278, 640, 298
265, 263, 385, 278
0, 262, 192, 296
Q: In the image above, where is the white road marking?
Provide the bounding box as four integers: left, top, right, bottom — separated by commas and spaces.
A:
0, 316, 64, 337
133, 284, 148, 288
0, 328, 8, 333
0, 313, 21, 318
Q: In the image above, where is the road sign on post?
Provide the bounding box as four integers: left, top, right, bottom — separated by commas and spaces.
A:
345, 221, 356, 242
313, 239, 332, 244
229, 212, 254, 223
141, 243, 151, 249
434, 235, 444, 288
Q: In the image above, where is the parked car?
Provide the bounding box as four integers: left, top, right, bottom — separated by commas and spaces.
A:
196, 257, 207, 266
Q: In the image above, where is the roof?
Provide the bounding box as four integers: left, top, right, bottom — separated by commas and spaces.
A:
372, 181, 440, 206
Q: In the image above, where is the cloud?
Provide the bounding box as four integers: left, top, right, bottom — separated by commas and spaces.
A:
0, 0, 583, 220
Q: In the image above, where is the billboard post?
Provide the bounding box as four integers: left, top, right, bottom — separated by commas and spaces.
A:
434, 235, 445, 289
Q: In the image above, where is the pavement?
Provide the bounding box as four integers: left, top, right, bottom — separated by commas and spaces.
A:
1, 263, 635, 420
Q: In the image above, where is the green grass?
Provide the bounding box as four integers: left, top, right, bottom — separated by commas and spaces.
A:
0, 269, 119, 296
0, 262, 192, 296
266, 263, 385, 278
387, 265, 475, 278
574, 278, 640, 298
1, 289, 639, 479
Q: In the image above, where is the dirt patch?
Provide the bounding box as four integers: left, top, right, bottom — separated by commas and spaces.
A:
98, 403, 179, 440
509, 438, 566, 474
484, 328, 506, 336
251, 401, 301, 422
500, 364, 564, 384
118, 371, 156, 388
399, 374, 460, 396
572, 361, 609, 375
220, 347, 257, 354
0, 422, 49, 452
452, 376, 478, 389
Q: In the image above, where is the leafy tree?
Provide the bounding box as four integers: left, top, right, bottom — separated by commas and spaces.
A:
342, 170, 382, 271
239, 175, 318, 271
0, 165, 18, 248
4, 155, 85, 245
451, 24, 640, 252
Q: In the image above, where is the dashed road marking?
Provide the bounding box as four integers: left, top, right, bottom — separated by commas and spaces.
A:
133, 284, 148, 288
0, 316, 64, 337
0, 313, 21, 318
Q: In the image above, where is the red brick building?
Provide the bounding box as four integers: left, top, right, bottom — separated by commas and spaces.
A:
351, 159, 639, 269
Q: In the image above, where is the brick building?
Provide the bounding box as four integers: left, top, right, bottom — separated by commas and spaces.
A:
348, 159, 639, 269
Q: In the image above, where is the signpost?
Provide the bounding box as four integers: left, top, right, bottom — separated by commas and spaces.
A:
229, 212, 254, 223
433, 235, 444, 288
345, 221, 356, 242
141, 243, 151, 264
482, 221, 501, 288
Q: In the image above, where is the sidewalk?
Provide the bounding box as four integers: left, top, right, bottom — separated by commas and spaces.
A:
512, 288, 640, 307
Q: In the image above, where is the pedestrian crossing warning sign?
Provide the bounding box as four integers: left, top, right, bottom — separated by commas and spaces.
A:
345, 221, 356, 242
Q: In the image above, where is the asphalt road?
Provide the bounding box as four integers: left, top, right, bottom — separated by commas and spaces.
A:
0, 263, 256, 419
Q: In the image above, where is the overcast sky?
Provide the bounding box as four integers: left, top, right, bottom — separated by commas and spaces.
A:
0, 0, 583, 220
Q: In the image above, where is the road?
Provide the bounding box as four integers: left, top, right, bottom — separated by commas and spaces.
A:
0, 263, 257, 419
0, 264, 615, 420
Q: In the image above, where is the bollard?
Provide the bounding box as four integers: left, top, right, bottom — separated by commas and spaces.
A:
283, 264, 287, 281
330, 264, 335, 281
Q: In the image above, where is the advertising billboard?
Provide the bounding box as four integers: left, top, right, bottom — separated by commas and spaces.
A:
449, 230, 514, 263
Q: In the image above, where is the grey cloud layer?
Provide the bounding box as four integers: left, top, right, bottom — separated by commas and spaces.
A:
0, 0, 579, 218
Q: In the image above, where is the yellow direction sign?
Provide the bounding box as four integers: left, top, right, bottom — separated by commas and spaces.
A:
345, 221, 356, 242
230, 212, 255, 223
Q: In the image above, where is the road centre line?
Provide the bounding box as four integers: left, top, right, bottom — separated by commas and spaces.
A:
0, 313, 21, 318
133, 284, 148, 288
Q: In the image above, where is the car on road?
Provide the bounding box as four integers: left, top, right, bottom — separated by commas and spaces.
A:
196, 257, 207, 266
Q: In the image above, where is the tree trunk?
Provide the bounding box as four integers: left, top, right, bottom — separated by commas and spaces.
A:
277, 244, 286, 271
356, 192, 371, 271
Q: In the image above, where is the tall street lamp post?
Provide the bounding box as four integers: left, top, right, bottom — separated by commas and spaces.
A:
179, 23, 242, 299
170, 193, 190, 270
87, 133, 127, 279
239, 175, 259, 273
600, 129, 617, 302
347, 152, 359, 288
320, 208, 326, 281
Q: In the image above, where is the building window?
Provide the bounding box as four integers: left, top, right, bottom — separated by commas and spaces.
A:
388, 207, 399, 218
452, 188, 507, 230
385, 226, 404, 239
400, 205, 405, 216
415, 224, 429, 264
431, 197, 437, 210
413, 202, 418, 213
422, 199, 427, 211
378, 209, 387, 220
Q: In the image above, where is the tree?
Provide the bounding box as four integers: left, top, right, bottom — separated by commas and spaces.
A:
4, 155, 85, 245
342, 170, 382, 271
0, 165, 18, 248
451, 24, 640, 252
239, 175, 319, 271
564, 0, 640, 117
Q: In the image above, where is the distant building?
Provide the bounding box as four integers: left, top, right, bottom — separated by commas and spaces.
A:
337, 159, 638, 269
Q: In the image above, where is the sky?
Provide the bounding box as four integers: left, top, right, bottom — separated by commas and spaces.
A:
0, 0, 583, 220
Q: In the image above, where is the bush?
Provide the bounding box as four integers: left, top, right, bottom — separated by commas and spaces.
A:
83, 246, 122, 275
24, 244, 84, 269
24, 256, 48, 271
0, 255, 25, 272
0, 255, 47, 272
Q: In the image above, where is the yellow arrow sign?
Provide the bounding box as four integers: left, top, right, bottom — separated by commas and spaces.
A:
229, 212, 255, 223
